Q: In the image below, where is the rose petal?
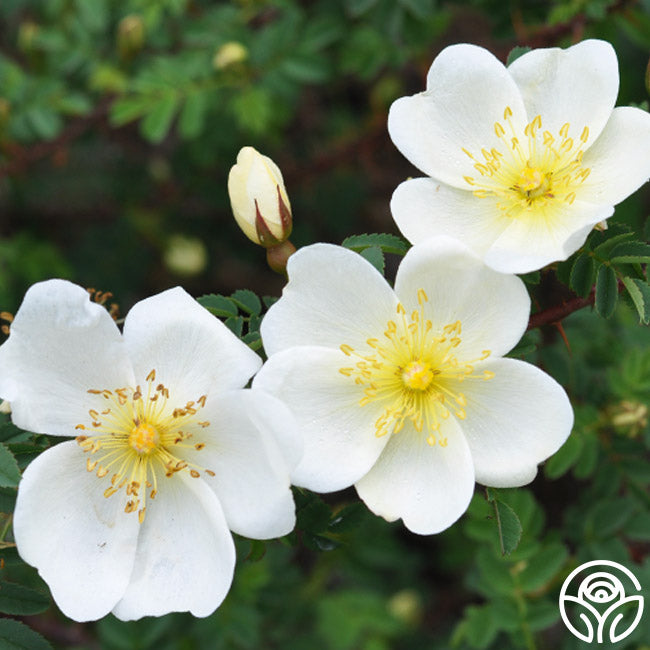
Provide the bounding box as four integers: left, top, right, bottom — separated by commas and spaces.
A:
580, 106, 650, 206
261, 243, 397, 356
388, 44, 527, 188
461, 358, 573, 487
253, 346, 389, 492
13, 441, 139, 622
123, 287, 261, 403
182, 389, 299, 539
390, 178, 507, 252
394, 237, 530, 359
0, 280, 133, 437
355, 418, 475, 535
508, 39, 618, 147
484, 200, 613, 274
111, 472, 235, 620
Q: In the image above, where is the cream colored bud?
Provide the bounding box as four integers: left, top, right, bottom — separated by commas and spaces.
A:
0, 400, 11, 414
228, 146, 292, 247
214, 41, 248, 70
164, 235, 208, 277
18, 21, 39, 53
611, 400, 648, 437
118, 14, 145, 59
387, 589, 422, 625
0, 98, 10, 127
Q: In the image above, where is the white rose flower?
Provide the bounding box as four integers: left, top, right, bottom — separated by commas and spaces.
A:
254, 238, 574, 535
388, 40, 650, 273
0, 280, 301, 622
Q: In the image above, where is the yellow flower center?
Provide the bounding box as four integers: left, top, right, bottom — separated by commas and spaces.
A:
402, 360, 434, 391
462, 107, 591, 219
339, 289, 494, 447
75, 369, 213, 523
129, 422, 159, 454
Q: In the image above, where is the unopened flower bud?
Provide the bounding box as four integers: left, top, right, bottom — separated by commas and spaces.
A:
387, 589, 422, 625
228, 146, 292, 248
0, 400, 10, 414
117, 14, 145, 60
214, 41, 248, 70
611, 400, 648, 437
164, 235, 208, 277
0, 98, 10, 128
17, 21, 39, 53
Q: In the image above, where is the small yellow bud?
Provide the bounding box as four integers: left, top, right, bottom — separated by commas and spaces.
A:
387, 589, 422, 626
164, 235, 208, 277
228, 146, 292, 248
0, 400, 11, 414
0, 98, 10, 127
117, 14, 145, 60
610, 400, 648, 437
213, 42, 248, 70
17, 21, 39, 53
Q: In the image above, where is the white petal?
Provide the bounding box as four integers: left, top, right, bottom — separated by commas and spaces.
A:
260, 244, 397, 356
253, 347, 390, 492
182, 389, 299, 539
388, 44, 527, 189
508, 39, 618, 147
580, 106, 650, 206
355, 419, 475, 535
13, 441, 139, 622
484, 200, 613, 274
112, 472, 235, 620
123, 287, 261, 403
390, 178, 507, 252
0, 280, 133, 437
461, 358, 574, 487
394, 237, 530, 359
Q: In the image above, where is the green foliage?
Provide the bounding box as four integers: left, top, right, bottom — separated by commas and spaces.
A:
0, 442, 21, 487
343, 233, 411, 274
486, 488, 522, 556
316, 590, 403, 649
562, 225, 650, 323
359, 245, 385, 274
506, 46, 532, 65
0, 2, 649, 649
0, 619, 53, 650
0, 581, 50, 616
341, 233, 410, 256
198, 290, 262, 351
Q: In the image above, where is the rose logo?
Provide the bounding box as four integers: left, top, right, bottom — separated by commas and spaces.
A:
559, 560, 644, 644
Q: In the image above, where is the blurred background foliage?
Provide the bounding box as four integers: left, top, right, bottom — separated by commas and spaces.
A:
1, 0, 650, 648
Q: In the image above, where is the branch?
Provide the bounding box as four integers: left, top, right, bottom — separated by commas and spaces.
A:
527, 275, 631, 330
527, 290, 595, 330
512, 0, 637, 47
0, 99, 110, 178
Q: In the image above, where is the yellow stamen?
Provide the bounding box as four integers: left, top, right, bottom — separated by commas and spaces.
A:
75, 369, 215, 523
339, 293, 494, 446
463, 109, 591, 220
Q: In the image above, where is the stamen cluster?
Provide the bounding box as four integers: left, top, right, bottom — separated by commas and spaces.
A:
462, 107, 591, 218
339, 290, 494, 446
75, 369, 214, 523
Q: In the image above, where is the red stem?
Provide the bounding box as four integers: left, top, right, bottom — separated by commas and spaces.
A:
527, 291, 595, 330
